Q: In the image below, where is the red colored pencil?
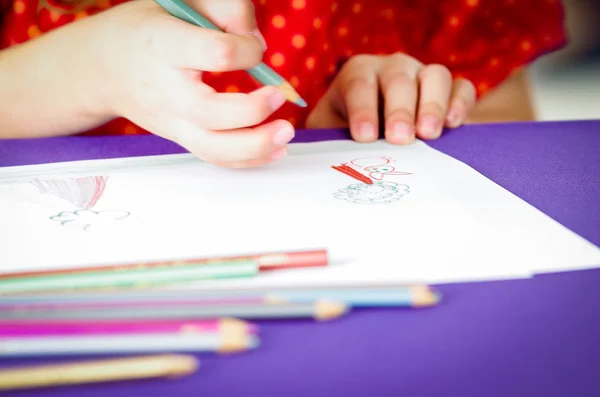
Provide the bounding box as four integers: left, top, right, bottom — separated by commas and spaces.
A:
0, 249, 328, 280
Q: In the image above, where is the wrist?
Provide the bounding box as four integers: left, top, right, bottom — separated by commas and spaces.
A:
0, 18, 117, 138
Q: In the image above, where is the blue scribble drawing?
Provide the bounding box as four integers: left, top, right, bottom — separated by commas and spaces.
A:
334, 182, 410, 204
50, 209, 131, 231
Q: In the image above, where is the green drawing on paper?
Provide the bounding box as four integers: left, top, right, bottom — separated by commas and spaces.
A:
50, 209, 131, 231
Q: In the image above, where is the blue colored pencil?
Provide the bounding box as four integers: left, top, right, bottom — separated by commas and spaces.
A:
153, 0, 307, 107
0, 285, 440, 308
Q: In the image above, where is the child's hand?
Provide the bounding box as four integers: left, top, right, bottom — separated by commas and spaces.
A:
306, 53, 476, 145
92, 0, 293, 168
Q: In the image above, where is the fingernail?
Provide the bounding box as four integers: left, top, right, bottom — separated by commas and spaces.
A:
248, 29, 268, 50
391, 122, 414, 143
358, 122, 376, 141
446, 106, 463, 128
273, 124, 295, 146
418, 114, 442, 139
269, 90, 287, 110
269, 146, 288, 160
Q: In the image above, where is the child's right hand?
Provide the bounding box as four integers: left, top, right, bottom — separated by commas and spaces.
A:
85, 0, 294, 168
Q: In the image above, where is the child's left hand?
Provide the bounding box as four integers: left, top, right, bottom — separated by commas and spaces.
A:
306, 53, 477, 145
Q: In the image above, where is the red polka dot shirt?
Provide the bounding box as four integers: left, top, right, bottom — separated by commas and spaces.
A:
0, 0, 567, 136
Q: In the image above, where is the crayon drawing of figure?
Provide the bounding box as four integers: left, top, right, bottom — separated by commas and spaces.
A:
348, 157, 412, 181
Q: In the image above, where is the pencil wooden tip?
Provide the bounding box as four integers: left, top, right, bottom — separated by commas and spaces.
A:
162, 354, 200, 378
410, 285, 442, 307
314, 300, 349, 321
219, 334, 260, 354
220, 318, 259, 335
278, 81, 307, 108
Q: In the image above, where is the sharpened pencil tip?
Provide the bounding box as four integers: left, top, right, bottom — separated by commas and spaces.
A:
296, 98, 307, 108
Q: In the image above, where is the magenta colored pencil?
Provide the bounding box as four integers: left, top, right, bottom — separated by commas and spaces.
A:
0, 297, 266, 312
0, 319, 257, 338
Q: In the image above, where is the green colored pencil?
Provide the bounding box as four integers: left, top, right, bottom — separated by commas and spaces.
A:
154, 0, 307, 107
0, 260, 258, 294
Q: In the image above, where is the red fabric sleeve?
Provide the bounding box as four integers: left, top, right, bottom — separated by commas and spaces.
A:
0, 0, 10, 44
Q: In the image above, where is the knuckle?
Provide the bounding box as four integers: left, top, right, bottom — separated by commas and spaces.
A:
213, 37, 236, 69
421, 63, 452, 80
457, 78, 477, 97
388, 52, 409, 64
344, 77, 376, 94
385, 70, 416, 86
230, 0, 255, 18
420, 101, 446, 116
343, 54, 376, 70
386, 109, 414, 123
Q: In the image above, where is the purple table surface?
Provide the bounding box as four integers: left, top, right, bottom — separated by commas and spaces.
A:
1, 120, 599, 397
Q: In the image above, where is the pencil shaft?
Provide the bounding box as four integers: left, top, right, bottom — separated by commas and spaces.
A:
0, 286, 433, 307
0, 260, 258, 294
0, 249, 327, 280
0, 333, 258, 356
0, 319, 256, 337
0, 302, 328, 320
0, 291, 424, 312
1, 285, 422, 302
0, 355, 198, 390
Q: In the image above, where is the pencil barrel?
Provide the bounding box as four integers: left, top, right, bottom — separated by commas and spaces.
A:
0, 354, 199, 390
0, 302, 346, 321
0, 261, 258, 294
0, 285, 439, 308
0, 333, 258, 356
0, 318, 256, 337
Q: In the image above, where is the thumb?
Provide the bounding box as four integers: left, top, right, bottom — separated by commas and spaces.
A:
189, 0, 266, 49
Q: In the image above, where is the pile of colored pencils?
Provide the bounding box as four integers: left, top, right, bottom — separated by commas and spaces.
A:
0, 248, 441, 390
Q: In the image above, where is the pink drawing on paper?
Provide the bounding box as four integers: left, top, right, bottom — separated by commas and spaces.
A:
348, 157, 412, 181
31, 176, 109, 209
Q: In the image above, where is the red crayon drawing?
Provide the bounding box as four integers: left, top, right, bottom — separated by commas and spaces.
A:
332, 164, 373, 184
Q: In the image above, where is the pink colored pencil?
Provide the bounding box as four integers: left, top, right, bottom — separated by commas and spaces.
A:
0, 318, 257, 338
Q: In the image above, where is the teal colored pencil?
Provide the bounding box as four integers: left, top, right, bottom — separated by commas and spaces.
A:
154, 0, 307, 107
0, 260, 258, 294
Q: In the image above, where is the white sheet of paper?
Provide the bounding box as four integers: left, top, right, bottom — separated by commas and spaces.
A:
0, 140, 598, 289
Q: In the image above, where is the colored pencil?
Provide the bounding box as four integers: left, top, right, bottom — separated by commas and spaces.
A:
0, 260, 259, 294
0, 333, 259, 356
0, 300, 349, 321
0, 318, 258, 337
0, 249, 328, 280
0, 354, 199, 390
152, 0, 306, 108
0, 285, 440, 311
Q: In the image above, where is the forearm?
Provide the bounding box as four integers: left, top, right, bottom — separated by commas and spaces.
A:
0, 19, 114, 138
